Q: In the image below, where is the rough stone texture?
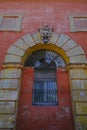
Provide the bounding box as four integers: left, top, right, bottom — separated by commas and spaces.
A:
76, 116, 87, 130
62, 39, 77, 51
0, 90, 18, 101
55, 34, 70, 47
50, 32, 59, 44
0, 69, 21, 79
14, 39, 29, 51
22, 34, 35, 47
0, 79, 19, 89
0, 115, 15, 128
73, 90, 87, 101
4, 54, 21, 63
7, 45, 25, 56
66, 46, 85, 56
32, 32, 42, 44
70, 69, 87, 79
76, 102, 87, 114
70, 55, 87, 63
0, 102, 15, 114
72, 80, 87, 89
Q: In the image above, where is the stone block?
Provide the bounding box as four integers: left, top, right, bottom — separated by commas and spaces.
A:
50, 32, 59, 44
0, 69, 21, 78
66, 46, 85, 57
0, 79, 19, 89
0, 90, 18, 101
70, 55, 87, 63
22, 33, 35, 47
4, 54, 21, 63
62, 39, 77, 51
0, 115, 15, 128
73, 90, 87, 101
70, 69, 87, 79
76, 102, 87, 114
14, 39, 29, 51
32, 32, 42, 44
76, 116, 87, 130
7, 45, 25, 56
0, 102, 15, 114
72, 80, 87, 89
55, 34, 70, 47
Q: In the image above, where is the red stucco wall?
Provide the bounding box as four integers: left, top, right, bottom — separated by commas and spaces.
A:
16, 67, 74, 130
0, 1, 87, 71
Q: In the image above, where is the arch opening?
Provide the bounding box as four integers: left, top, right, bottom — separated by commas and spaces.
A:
25, 49, 66, 68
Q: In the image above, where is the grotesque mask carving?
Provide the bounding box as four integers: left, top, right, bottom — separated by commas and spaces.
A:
39, 25, 53, 43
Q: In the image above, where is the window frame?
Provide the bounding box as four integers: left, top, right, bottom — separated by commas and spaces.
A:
69, 14, 87, 32
32, 68, 58, 106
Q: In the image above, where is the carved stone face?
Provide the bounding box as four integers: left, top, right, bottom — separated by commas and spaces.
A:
41, 30, 50, 38
39, 26, 53, 43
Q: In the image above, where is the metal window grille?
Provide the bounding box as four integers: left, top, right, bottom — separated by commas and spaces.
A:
32, 68, 58, 106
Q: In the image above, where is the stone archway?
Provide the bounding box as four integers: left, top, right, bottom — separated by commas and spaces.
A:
0, 30, 87, 130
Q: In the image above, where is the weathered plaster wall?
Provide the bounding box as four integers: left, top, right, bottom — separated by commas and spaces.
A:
0, 1, 87, 130
0, 1, 87, 69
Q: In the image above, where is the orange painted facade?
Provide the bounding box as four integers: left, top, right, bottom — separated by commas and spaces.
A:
0, 1, 87, 69
0, 0, 87, 130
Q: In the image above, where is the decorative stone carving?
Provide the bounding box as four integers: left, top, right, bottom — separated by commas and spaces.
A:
39, 25, 53, 44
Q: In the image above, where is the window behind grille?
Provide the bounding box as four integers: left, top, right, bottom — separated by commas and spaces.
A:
32, 68, 58, 106
25, 50, 66, 106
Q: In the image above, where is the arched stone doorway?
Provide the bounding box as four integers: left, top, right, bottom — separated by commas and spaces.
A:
0, 27, 87, 130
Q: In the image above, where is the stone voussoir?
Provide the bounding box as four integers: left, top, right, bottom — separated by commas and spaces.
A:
7, 45, 25, 57
14, 38, 29, 51
4, 54, 21, 63
22, 33, 36, 47
32, 32, 42, 44
55, 34, 70, 47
